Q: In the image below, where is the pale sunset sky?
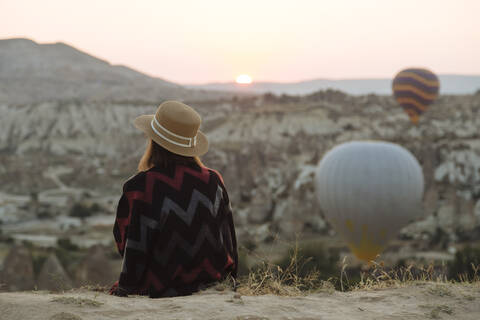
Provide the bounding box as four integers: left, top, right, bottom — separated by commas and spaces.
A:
1, 0, 479, 84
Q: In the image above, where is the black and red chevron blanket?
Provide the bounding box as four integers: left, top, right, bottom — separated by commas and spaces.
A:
111, 163, 238, 298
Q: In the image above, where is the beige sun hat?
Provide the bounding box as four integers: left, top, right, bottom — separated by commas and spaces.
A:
134, 101, 209, 157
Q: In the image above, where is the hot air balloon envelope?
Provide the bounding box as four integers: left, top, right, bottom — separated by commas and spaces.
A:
314, 141, 424, 262
392, 68, 440, 124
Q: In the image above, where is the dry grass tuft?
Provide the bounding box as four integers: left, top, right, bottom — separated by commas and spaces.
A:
350, 260, 448, 291
236, 242, 333, 296
455, 263, 480, 283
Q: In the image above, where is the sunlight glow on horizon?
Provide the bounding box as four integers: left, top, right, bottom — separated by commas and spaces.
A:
235, 75, 252, 84
1, 0, 480, 83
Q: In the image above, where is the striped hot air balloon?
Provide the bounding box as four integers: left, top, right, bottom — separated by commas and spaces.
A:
392, 68, 440, 124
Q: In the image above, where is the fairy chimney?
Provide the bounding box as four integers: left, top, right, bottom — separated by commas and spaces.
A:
37, 253, 73, 291
0, 245, 35, 291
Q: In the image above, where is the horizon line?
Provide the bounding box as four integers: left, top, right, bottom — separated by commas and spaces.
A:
184, 73, 480, 86
3, 37, 480, 86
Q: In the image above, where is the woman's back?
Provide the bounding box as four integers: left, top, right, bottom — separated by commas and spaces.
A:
114, 162, 237, 297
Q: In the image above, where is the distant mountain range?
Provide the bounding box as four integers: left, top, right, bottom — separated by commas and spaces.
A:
187, 75, 480, 96
1, 38, 479, 105
0, 38, 230, 105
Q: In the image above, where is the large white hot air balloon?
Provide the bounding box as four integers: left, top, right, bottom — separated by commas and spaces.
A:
314, 141, 424, 262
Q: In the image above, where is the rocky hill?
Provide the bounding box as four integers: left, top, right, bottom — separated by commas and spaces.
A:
0, 38, 232, 104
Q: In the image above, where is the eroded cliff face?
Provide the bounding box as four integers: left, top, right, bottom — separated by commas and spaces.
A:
0, 92, 479, 250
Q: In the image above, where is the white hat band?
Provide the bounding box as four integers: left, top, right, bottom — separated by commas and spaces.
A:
150, 117, 197, 148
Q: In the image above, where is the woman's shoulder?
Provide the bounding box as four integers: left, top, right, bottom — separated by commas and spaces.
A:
121, 165, 226, 192
122, 171, 148, 192
203, 166, 225, 185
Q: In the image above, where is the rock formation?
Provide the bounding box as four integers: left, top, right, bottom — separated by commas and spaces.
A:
37, 254, 73, 291
0, 245, 35, 291
0, 91, 479, 261
74, 246, 119, 287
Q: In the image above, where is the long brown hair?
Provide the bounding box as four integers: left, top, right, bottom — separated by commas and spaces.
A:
138, 139, 204, 171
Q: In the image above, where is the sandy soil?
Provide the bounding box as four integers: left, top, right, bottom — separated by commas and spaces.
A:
1, 282, 479, 320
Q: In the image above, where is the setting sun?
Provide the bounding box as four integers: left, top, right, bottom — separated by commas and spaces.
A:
236, 74, 252, 84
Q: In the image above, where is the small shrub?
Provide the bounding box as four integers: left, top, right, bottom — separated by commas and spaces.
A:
69, 203, 93, 219
236, 241, 339, 295
36, 210, 53, 219
57, 238, 79, 251
275, 241, 339, 281
90, 203, 102, 212
429, 227, 449, 250
238, 259, 323, 296
242, 239, 258, 252
448, 246, 480, 281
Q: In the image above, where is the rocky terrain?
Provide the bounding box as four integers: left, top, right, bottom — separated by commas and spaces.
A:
0, 91, 479, 271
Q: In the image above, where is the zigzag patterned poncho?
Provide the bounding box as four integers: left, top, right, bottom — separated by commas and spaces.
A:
112, 163, 238, 298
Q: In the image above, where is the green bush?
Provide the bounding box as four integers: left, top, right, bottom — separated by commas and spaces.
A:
448, 246, 480, 281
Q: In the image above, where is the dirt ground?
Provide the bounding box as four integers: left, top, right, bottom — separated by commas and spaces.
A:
1, 282, 479, 320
